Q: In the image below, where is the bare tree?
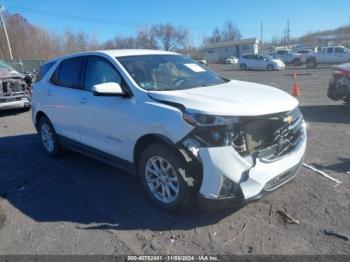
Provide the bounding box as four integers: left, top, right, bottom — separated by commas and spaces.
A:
221, 21, 241, 41
204, 21, 241, 45
135, 27, 157, 49
150, 23, 189, 51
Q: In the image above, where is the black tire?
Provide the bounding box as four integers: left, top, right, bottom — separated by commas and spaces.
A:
240, 63, 247, 70
266, 64, 274, 71
292, 58, 301, 66
327, 79, 341, 101
306, 59, 316, 68
138, 144, 198, 211
37, 116, 63, 157
21, 105, 31, 112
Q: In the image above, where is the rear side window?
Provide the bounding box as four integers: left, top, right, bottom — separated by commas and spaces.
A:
51, 57, 84, 89
36, 61, 55, 82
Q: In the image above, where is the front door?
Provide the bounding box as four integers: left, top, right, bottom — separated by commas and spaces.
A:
78, 55, 132, 160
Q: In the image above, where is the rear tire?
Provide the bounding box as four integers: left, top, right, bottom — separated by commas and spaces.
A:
240, 63, 247, 70
306, 59, 316, 68
37, 116, 63, 157
138, 144, 198, 211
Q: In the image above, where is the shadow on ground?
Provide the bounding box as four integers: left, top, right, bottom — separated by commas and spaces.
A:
0, 134, 238, 231
0, 108, 29, 117
300, 104, 350, 124
311, 158, 350, 173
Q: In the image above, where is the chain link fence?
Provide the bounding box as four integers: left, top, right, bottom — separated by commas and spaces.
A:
0, 59, 47, 73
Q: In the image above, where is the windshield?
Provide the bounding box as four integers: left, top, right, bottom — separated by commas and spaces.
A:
117, 55, 227, 91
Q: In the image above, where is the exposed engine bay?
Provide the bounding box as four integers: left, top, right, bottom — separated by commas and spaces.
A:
181, 107, 305, 163
0, 61, 31, 111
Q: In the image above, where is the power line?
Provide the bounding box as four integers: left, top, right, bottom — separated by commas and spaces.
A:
9, 5, 147, 27
9, 5, 215, 31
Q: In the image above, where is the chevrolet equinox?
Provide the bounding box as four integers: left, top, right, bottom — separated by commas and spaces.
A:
32, 50, 306, 210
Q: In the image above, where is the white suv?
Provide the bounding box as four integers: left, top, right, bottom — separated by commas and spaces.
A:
32, 49, 306, 210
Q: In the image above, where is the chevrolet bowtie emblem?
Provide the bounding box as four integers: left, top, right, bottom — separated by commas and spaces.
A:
283, 115, 293, 125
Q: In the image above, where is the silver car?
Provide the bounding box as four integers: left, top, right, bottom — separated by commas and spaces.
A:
239, 54, 285, 71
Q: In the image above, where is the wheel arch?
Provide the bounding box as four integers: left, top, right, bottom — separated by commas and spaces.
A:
35, 111, 48, 129
133, 134, 181, 166
133, 134, 197, 168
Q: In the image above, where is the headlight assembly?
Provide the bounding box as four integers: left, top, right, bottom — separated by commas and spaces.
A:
181, 112, 248, 153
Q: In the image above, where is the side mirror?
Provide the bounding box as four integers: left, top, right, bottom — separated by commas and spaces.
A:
91, 82, 124, 96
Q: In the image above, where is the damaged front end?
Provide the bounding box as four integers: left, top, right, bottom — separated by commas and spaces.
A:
0, 62, 31, 111
179, 107, 306, 203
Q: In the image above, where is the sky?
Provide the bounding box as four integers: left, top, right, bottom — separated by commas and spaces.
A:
1, 0, 350, 46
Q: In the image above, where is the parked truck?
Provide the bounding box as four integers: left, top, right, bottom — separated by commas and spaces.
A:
271, 49, 304, 66
305, 46, 350, 68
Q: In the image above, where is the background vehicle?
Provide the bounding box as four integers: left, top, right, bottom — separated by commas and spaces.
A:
225, 56, 238, 64
328, 62, 350, 103
305, 46, 350, 68
32, 50, 305, 211
239, 54, 285, 70
271, 49, 304, 65
296, 50, 313, 55
197, 58, 207, 65
0, 61, 31, 111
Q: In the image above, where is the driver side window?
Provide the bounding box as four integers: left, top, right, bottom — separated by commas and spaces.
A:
85, 56, 122, 92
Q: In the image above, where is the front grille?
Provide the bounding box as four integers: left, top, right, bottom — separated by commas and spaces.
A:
243, 108, 304, 160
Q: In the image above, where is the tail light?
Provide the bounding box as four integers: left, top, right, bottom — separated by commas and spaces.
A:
333, 68, 350, 77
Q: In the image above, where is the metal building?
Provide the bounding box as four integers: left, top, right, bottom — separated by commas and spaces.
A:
202, 38, 259, 63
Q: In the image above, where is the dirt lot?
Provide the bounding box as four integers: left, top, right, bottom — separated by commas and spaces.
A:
0, 65, 349, 255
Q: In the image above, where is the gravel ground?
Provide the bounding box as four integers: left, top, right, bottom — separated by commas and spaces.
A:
0, 65, 349, 255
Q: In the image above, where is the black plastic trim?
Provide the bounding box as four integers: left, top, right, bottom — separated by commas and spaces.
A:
58, 135, 136, 174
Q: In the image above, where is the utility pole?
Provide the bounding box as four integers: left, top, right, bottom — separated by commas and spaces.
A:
0, 4, 13, 60
286, 19, 290, 48
260, 21, 263, 51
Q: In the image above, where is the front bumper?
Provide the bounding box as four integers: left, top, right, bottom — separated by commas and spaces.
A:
0, 96, 31, 110
276, 64, 286, 70
197, 125, 306, 206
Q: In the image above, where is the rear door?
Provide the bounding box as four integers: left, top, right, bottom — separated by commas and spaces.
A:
44, 56, 84, 142
325, 47, 337, 63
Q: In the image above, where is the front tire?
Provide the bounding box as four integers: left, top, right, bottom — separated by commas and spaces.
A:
266, 64, 274, 71
240, 63, 247, 70
37, 116, 63, 157
138, 144, 197, 211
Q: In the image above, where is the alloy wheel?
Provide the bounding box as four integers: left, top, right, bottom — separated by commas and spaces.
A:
40, 123, 54, 153
145, 156, 180, 204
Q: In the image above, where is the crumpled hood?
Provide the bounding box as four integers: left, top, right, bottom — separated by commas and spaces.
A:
148, 80, 298, 116
0, 67, 23, 79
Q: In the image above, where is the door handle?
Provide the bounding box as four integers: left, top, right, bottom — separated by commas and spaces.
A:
80, 97, 87, 104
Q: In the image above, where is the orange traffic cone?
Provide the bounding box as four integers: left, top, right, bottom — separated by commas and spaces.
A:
293, 81, 300, 97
